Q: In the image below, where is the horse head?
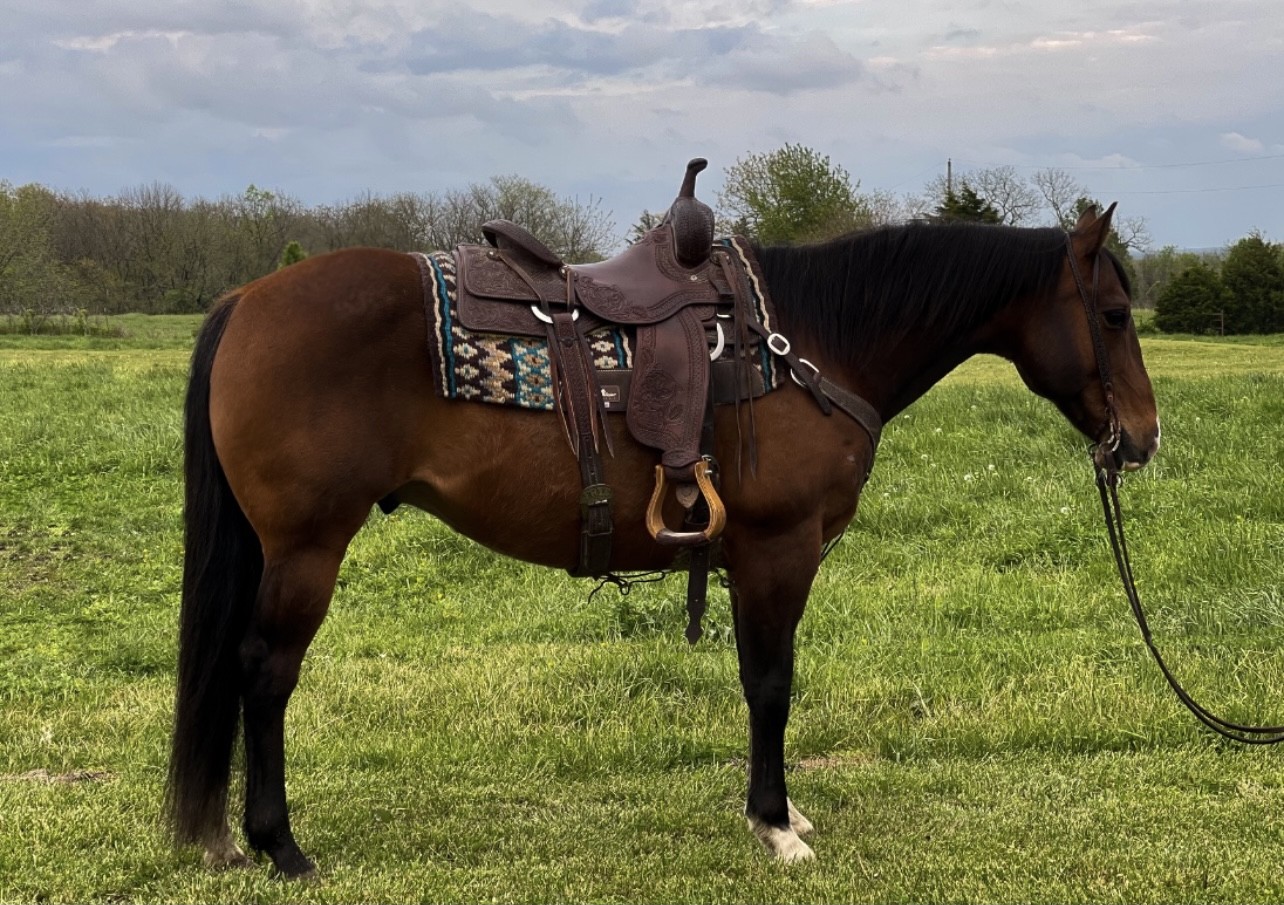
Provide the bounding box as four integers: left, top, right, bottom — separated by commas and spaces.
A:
1005, 204, 1160, 472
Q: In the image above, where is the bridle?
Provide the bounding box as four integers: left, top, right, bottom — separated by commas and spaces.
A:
1065, 233, 1284, 745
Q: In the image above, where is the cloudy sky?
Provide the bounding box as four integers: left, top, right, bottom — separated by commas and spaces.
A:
2, 0, 1280, 250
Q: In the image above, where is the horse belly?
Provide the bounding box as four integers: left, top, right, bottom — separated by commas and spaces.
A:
401, 402, 684, 573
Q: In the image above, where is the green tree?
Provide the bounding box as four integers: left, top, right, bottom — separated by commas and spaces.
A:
717, 144, 869, 244
0, 182, 76, 315
1154, 261, 1230, 334
1221, 232, 1284, 333
934, 185, 1001, 223
278, 240, 309, 269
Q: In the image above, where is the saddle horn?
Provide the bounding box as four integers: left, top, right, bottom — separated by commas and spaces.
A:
668, 158, 715, 268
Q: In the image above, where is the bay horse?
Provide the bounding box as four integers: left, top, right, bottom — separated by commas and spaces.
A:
166, 204, 1159, 876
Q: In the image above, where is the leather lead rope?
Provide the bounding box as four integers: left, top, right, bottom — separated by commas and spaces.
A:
1067, 232, 1284, 743
1097, 468, 1284, 744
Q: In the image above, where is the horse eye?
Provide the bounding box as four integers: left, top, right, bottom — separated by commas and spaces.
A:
1102, 308, 1130, 329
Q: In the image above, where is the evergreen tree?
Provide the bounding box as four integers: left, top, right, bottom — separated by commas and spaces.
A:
934, 184, 1001, 224
1221, 232, 1284, 333
627, 210, 661, 245
1154, 261, 1230, 334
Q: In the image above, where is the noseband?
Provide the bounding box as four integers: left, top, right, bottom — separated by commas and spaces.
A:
1065, 234, 1284, 744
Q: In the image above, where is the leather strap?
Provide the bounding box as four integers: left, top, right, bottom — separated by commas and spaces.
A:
743, 317, 883, 448
627, 308, 709, 472
683, 388, 720, 645
547, 310, 614, 577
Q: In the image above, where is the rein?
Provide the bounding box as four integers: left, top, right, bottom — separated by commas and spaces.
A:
1067, 233, 1284, 745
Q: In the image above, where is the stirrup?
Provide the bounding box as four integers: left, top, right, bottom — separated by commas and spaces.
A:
645, 459, 726, 546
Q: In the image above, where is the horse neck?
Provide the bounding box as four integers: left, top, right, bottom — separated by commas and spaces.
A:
767, 274, 1011, 421
758, 226, 1060, 423
827, 316, 998, 422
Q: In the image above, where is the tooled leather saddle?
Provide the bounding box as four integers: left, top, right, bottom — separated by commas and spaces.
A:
453, 160, 769, 578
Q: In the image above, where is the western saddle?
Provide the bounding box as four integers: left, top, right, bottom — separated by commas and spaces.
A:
452, 159, 881, 634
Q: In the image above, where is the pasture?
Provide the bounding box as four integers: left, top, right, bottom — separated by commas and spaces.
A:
2, 316, 1283, 903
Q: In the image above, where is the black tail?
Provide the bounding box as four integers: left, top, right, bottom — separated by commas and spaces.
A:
165, 294, 263, 845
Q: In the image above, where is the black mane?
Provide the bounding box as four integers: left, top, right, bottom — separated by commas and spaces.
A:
753, 221, 1070, 367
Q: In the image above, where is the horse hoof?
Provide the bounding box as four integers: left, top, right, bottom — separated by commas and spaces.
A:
274, 864, 320, 884
787, 799, 815, 837
269, 850, 319, 882
202, 838, 254, 871
747, 816, 816, 863
203, 849, 254, 871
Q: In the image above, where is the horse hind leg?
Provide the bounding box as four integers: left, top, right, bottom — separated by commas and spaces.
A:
203, 820, 253, 870
238, 543, 347, 879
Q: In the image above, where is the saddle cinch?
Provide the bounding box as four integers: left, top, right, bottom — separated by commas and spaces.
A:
453, 159, 769, 582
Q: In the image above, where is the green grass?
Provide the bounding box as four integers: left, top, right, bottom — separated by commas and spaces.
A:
2, 317, 1283, 903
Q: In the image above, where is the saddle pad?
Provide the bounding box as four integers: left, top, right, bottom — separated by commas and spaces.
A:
414, 241, 783, 412
416, 251, 632, 410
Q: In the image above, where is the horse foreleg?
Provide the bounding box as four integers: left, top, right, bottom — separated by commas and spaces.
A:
726, 525, 822, 863
239, 545, 345, 879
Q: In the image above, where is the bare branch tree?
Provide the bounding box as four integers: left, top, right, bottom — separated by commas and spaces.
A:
1031, 168, 1090, 227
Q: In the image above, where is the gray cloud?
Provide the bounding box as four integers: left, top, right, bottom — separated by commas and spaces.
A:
708, 32, 870, 95
400, 15, 757, 79
0, 0, 1280, 248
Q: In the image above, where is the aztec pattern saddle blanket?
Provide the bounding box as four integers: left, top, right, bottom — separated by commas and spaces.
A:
415, 238, 782, 413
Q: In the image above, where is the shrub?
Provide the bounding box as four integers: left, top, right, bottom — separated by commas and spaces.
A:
1154, 262, 1230, 334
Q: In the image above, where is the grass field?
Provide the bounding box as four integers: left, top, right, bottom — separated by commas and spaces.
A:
2, 315, 1283, 903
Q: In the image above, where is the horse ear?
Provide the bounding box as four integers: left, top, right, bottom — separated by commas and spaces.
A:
1072, 202, 1118, 255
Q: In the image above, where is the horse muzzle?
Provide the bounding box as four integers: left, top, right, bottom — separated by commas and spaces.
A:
1094, 421, 1160, 474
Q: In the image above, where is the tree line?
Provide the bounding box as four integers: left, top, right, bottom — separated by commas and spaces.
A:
1151, 234, 1284, 334
2, 145, 1280, 334
0, 178, 613, 315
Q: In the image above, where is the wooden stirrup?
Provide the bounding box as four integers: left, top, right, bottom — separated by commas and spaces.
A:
645, 459, 726, 546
